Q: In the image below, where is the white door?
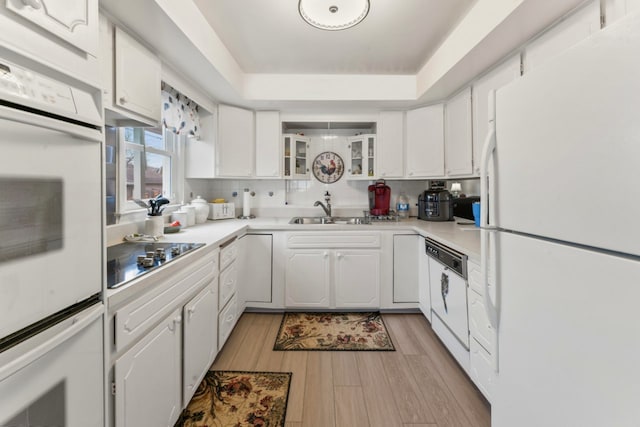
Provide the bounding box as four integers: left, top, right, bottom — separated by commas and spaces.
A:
335, 250, 380, 308
494, 232, 640, 427
405, 104, 444, 178
0, 111, 102, 339
115, 308, 182, 427
428, 257, 468, 347
493, 14, 640, 257
285, 250, 330, 308
393, 235, 419, 303
255, 111, 281, 177
445, 87, 473, 176
239, 234, 273, 304
183, 282, 218, 407
216, 105, 254, 177
6, 0, 99, 56
417, 238, 431, 319
378, 111, 404, 178
114, 27, 161, 123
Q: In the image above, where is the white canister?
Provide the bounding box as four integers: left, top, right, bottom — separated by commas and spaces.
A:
183, 205, 196, 227
191, 196, 209, 224
144, 215, 164, 237
171, 210, 188, 228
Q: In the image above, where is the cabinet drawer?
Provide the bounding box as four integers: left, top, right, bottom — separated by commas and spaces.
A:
219, 261, 238, 311
286, 232, 381, 249
115, 256, 215, 352
218, 294, 238, 350
220, 238, 239, 271
469, 338, 496, 402
468, 259, 494, 296
468, 288, 496, 354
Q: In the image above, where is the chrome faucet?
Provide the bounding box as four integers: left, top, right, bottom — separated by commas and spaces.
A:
314, 191, 332, 217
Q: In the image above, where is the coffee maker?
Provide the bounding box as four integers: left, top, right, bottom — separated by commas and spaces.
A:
368, 180, 391, 216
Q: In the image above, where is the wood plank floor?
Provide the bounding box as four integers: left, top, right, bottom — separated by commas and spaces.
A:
210, 313, 490, 427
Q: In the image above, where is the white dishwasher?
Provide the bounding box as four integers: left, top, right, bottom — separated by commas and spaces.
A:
426, 237, 470, 372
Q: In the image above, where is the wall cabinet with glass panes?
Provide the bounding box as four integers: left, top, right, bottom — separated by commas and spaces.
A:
283, 134, 310, 179
347, 134, 376, 180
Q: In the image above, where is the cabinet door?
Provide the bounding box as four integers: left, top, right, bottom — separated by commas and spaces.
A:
217, 105, 254, 177
183, 282, 218, 407
255, 111, 281, 177
115, 308, 182, 427
6, 0, 99, 56
378, 112, 404, 178
347, 135, 376, 179
114, 27, 161, 123
418, 237, 431, 319
285, 250, 331, 308
445, 87, 473, 177
335, 250, 380, 308
406, 105, 444, 178
283, 135, 310, 179
472, 55, 521, 175
393, 235, 419, 303
239, 234, 273, 305
605, 0, 640, 25
523, 0, 600, 73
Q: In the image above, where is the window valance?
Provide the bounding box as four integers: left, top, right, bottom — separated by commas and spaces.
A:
161, 82, 201, 138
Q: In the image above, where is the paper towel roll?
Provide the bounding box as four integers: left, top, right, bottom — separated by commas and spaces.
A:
242, 189, 251, 217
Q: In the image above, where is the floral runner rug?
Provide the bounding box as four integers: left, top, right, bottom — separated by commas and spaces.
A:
273, 312, 395, 351
176, 370, 292, 427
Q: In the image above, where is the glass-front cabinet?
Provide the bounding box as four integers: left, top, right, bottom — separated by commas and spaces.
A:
283, 134, 311, 179
347, 134, 376, 179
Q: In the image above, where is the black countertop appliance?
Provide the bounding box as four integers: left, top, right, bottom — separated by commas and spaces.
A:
418, 189, 454, 221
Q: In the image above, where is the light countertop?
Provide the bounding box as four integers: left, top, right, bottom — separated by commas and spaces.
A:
157, 216, 481, 261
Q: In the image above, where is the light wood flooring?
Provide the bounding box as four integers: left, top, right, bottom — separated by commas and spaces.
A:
210, 313, 490, 427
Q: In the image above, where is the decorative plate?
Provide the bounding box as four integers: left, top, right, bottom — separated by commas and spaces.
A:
312, 151, 344, 184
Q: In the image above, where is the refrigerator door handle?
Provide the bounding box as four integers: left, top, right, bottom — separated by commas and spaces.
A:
480, 90, 500, 372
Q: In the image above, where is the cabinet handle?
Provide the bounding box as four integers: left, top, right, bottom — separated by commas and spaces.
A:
408, 171, 414, 176
336, 252, 343, 260
21, 0, 42, 9
187, 307, 195, 318
119, 96, 127, 104
323, 251, 329, 258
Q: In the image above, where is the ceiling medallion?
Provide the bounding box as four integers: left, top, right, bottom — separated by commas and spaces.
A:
299, 0, 370, 31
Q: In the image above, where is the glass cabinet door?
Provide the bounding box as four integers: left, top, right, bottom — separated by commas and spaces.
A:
283, 134, 310, 179
348, 134, 376, 180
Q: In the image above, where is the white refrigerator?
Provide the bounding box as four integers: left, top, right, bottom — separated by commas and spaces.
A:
481, 12, 640, 427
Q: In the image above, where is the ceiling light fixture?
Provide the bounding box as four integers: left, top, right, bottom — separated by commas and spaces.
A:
299, 0, 370, 31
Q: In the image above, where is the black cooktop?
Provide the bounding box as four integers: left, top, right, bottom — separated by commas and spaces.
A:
106, 242, 205, 289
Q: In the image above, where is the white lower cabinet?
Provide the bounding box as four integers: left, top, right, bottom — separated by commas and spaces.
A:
393, 234, 419, 303
217, 238, 241, 350
466, 259, 497, 402
239, 234, 273, 306
417, 237, 431, 320
183, 281, 218, 407
334, 250, 380, 308
284, 233, 381, 309
285, 250, 331, 308
218, 294, 238, 349
115, 308, 182, 427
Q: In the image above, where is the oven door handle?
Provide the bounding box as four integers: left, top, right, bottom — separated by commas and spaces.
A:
0, 105, 102, 143
0, 304, 103, 381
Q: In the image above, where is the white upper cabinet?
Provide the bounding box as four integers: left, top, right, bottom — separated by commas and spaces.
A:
472, 55, 521, 175
378, 112, 404, 178
604, 0, 640, 25
283, 134, 310, 179
6, 0, 98, 57
114, 27, 161, 124
347, 134, 376, 179
406, 104, 444, 178
523, 0, 601, 73
217, 104, 255, 178
445, 87, 473, 177
255, 111, 281, 178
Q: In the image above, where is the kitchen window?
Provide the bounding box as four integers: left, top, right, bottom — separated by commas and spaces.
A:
119, 127, 182, 215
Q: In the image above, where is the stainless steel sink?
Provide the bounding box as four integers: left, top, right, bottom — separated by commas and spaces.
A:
289, 216, 369, 225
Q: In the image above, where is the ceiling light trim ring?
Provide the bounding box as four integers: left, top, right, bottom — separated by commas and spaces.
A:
298, 0, 370, 31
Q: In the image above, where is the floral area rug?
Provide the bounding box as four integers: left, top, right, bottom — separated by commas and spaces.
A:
273, 312, 395, 351
175, 370, 292, 427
